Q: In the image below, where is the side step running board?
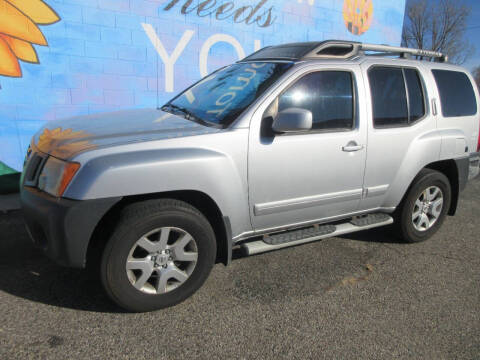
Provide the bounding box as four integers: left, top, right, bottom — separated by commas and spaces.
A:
241, 213, 393, 256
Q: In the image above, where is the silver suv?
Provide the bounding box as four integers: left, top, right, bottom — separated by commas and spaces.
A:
21, 41, 480, 312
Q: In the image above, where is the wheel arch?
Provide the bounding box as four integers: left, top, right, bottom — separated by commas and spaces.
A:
392, 159, 460, 218
86, 190, 232, 272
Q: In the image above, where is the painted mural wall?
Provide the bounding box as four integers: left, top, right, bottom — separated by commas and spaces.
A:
0, 0, 406, 191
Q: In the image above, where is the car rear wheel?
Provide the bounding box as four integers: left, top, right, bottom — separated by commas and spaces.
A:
395, 169, 451, 243
100, 199, 216, 312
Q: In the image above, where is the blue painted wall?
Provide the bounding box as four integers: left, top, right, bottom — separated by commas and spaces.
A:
0, 0, 406, 179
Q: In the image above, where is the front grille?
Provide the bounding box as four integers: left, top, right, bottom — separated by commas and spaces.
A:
23, 152, 47, 187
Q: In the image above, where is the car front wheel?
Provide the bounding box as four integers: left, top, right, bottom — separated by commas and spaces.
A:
100, 199, 216, 312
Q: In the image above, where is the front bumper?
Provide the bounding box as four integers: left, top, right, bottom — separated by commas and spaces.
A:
21, 186, 121, 268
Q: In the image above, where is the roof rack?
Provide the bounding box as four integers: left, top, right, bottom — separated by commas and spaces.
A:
361, 43, 447, 62
242, 40, 448, 63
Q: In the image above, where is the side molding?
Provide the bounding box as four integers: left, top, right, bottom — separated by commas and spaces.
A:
253, 189, 362, 216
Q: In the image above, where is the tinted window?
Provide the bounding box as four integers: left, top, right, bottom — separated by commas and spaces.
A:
277, 71, 354, 130
432, 70, 477, 117
368, 67, 408, 127
404, 68, 425, 122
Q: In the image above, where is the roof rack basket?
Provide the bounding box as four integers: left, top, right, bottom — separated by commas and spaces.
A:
304, 41, 448, 62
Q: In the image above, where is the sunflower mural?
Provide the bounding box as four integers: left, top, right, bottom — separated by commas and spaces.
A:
0, 0, 60, 78
36, 127, 97, 158
343, 0, 373, 36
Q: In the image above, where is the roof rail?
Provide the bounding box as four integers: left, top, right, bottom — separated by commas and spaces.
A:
360, 43, 447, 62
303, 41, 448, 62
241, 40, 448, 63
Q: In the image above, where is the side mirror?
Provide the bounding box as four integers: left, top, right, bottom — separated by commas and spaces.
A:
272, 108, 313, 133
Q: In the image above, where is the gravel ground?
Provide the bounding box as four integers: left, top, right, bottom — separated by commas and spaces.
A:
0, 177, 479, 359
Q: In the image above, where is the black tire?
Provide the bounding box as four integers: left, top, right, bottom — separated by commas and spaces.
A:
394, 169, 451, 243
100, 199, 216, 312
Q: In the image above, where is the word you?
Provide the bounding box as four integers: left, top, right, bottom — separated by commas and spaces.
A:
143, 23, 262, 92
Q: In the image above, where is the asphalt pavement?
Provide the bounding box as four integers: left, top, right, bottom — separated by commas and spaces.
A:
0, 177, 479, 359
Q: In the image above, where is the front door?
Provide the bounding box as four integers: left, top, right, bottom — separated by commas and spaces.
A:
248, 66, 368, 232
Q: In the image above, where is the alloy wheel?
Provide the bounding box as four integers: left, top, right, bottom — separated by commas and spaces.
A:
126, 227, 198, 294
411, 186, 444, 232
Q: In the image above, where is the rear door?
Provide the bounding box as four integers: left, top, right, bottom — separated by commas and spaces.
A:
359, 62, 440, 211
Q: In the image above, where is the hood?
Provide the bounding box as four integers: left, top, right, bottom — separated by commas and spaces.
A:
33, 108, 221, 159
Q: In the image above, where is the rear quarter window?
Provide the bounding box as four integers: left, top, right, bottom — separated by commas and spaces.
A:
432, 70, 477, 117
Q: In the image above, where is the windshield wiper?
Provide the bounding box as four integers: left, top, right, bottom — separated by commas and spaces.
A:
161, 103, 216, 127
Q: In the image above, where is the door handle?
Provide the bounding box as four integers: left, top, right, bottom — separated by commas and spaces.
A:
342, 141, 364, 152
432, 99, 438, 116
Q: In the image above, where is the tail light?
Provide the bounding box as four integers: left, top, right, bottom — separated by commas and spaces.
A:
477, 125, 480, 152
477, 117, 480, 152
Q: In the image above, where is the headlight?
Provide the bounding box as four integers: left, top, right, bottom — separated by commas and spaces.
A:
38, 157, 80, 197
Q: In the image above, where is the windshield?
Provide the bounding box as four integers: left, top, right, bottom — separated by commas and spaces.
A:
162, 62, 294, 127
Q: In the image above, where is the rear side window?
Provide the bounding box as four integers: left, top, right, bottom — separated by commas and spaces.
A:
432, 70, 477, 117
368, 66, 426, 127
368, 67, 408, 127
277, 71, 354, 131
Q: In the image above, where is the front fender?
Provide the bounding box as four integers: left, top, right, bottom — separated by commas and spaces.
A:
65, 144, 251, 237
